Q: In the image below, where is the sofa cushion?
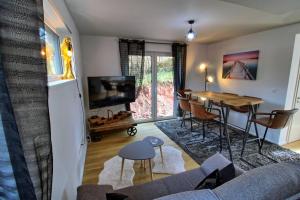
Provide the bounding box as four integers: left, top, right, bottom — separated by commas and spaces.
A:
115, 168, 207, 200
214, 162, 300, 200
154, 189, 221, 200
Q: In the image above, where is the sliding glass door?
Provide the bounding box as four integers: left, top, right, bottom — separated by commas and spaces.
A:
156, 55, 174, 119
130, 52, 175, 121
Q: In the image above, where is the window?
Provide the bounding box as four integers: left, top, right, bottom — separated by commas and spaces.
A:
43, 25, 63, 76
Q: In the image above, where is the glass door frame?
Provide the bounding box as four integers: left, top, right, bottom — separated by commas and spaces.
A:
137, 51, 176, 123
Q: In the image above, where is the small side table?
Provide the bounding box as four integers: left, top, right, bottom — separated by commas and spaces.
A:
118, 141, 155, 181
143, 136, 164, 164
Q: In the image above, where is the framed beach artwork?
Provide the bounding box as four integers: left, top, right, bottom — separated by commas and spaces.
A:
222, 50, 259, 80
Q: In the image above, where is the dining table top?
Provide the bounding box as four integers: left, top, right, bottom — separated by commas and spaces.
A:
186, 91, 264, 107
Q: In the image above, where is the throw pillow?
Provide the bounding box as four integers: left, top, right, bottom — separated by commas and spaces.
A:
218, 163, 235, 184
195, 169, 220, 190
106, 193, 129, 200
195, 153, 236, 190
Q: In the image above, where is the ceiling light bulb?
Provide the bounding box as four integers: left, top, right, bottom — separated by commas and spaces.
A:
186, 29, 195, 41
186, 20, 196, 41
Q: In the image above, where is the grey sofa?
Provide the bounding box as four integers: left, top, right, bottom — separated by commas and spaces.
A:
77, 153, 300, 200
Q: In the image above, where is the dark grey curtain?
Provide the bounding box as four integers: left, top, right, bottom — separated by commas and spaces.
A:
0, 0, 53, 200
119, 39, 145, 110
172, 43, 187, 116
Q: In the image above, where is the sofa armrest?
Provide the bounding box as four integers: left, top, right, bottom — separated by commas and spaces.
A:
77, 184, 113, 200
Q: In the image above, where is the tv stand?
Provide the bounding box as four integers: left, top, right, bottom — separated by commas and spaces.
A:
88, 110, 137, 141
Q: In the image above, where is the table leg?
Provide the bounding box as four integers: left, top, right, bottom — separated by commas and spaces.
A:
241, 105, 259, 157
140, 160, 143, 168
148, 159, 153, 181
221, 104, 233, 161
159, 146, 164, 164
120, 158, 125, 181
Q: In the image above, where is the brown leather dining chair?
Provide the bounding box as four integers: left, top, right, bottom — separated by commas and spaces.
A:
186, 100, 223, 152
241, 108, 299, 157
177, 96, 192, 128
230, 95, 262, 132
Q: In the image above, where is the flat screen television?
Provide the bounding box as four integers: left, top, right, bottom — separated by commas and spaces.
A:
88, 76, 136, 109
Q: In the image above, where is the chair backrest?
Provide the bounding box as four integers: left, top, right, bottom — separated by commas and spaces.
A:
270, 109, 298, 129
189, 101, 207, 119
178, 97, 191, 112
177, 89, 192, 99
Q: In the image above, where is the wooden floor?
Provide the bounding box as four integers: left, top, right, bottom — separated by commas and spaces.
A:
83, 122, 199, 185
283, 140, 300, 153
83, 122, 300, 185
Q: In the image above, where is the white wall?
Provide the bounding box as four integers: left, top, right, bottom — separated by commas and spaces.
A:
80, 36, 124, 116
187, 23, 300, 144
49, 81, 85, 200
44, 0, 86, 200
186, 43, 208, 91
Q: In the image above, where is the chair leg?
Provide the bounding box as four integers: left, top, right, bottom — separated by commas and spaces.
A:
189, 112, 192, 129
181, 111, 186, 127
254, 122, 262, 151
202, 120, 206, 140
190, 117, 193, 132
244, 112, 251, 133
259, 127, 269, 154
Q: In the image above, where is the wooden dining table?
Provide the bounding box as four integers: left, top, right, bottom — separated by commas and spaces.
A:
185, 91, 264, 161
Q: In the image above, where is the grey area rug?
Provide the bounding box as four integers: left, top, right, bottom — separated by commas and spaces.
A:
155, 119, 300, 171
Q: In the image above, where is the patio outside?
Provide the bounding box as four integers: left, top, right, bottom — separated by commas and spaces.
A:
130, 56, 174, 120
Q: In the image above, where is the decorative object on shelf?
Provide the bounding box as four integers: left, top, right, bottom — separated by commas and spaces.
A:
88, 110, 135, 127
222, 50, 259, 80
199, 63, 214, 91
186, 20, 196, 41
61, 37, 75, 80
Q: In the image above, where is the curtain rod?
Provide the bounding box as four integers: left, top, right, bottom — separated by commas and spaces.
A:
145, 41, 173, 45
120, 38, 185, 45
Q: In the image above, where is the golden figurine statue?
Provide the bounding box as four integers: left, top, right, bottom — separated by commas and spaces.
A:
61, 37, 75, 80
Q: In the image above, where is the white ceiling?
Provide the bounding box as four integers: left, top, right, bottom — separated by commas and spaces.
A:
64, 0, 300, 43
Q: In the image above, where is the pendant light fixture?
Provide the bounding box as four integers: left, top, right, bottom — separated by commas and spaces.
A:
186, 20, 196, 41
